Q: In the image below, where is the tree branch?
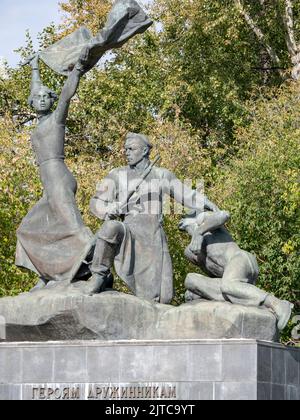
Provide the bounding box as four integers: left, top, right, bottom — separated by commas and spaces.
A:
234, 0, 281, 67
283, 0, 298, 58
251, 66, 286, 71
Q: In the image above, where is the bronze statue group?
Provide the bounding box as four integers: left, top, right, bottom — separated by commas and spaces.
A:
15, 0, 293, 332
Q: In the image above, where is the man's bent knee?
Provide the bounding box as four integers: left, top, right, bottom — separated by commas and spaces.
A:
96, 220, 124, 244
185, 273, 205, 292
220, 279, 238, 298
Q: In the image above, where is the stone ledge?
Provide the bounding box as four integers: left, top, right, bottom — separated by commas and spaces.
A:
0, 282, 278, 342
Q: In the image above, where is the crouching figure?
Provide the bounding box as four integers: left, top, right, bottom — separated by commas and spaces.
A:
180, 211, 293, 331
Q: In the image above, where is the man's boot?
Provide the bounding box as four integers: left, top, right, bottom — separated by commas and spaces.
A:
264, 294, 294, 331
88, 238, 116, 295
88, 266, 112, 296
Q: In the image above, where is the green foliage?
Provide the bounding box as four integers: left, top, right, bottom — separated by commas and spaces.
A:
0, 118, 40, 296
211, 82, 300, 339
152, 0, 283, 146
58, 0, 112, 35
65, 31, 166, 153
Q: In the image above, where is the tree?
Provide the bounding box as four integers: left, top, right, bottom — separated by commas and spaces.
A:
151, 0, 288, 148
0, 117, 40, 295
235, 0, 300, 80
211, 81, 300, 340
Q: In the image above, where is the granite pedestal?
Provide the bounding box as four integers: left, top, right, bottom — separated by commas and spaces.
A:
0, 339, 299, 400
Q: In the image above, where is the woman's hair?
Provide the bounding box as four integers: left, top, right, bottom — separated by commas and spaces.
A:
28, 85, 58, 108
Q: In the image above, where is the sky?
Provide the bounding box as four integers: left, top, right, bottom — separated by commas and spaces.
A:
0, 0, 153, 68
0, 0, 62, 67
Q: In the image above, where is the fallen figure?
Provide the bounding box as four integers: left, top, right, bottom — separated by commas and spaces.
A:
179, 211, 293, 331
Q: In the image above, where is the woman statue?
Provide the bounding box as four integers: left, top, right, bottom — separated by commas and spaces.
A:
15, 0, 152, 291
15, 50, 95, 290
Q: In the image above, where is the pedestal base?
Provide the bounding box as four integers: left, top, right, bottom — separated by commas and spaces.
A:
0, 340, 299, 400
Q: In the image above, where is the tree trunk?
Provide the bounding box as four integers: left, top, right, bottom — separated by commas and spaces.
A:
283, 0, 300, 80
258, 0, 271, 84
291, 53, 300, 80
235, 0, 300, 81
234, 0, 283, 78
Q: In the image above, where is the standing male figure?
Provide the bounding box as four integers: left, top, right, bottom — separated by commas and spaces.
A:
89, 133, 219, 303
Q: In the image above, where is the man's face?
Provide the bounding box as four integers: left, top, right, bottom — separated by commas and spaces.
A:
125, 139, 148, 166
32, 89, 52, 113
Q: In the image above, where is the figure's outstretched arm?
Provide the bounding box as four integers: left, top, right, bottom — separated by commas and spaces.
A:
28, 54, 42, 95
163, 170, 220, 213
55, 46, 90, 125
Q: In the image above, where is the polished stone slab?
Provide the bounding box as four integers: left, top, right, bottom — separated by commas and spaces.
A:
0, 340, 299, 400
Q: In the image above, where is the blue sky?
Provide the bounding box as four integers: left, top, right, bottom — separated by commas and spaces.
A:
0, 0, 61, 67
